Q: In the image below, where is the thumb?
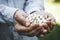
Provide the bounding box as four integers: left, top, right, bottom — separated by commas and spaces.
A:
14, 10, 30, 27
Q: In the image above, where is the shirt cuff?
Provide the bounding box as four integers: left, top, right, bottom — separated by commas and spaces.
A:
4, 7, 18, 22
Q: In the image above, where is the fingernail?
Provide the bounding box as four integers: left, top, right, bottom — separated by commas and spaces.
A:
26, 22, 30, 27
43, 29, 47, 33
51, 20, 55, 24
40, 34, 44, 38
51, 22, 56, 26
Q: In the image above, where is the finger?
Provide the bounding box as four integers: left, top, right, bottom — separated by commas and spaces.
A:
39, 34, 45, 38
46, 21, 54, 31
36, 28, 47, 38
39, 23, 49, 33
15, 24, 27, 32
43, 23, 48, 29
37, 34, 45, 38
18, 23, 40, 36
42, 28, 47, 33
51, 19, 56, 26
14, 10, 30, 27
15, 14, 30, 27
28, 25, 42, 36
50, 21, 56, 30
28, 23, 39, 31
49, 17, 56, 29
15, 23, 39, 32
16, 23, 40, 34
43, 23, 50, 33
37, 29, 46, 38
14, 19, 30, 32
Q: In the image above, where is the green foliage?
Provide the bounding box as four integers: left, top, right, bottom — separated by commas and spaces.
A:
38, 24, 60, 40
54, 0, 60, 2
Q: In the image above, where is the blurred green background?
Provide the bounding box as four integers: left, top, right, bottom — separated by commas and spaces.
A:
38, 0, 60, 40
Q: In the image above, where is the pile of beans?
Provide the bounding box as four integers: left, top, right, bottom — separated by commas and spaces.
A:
26, 13, 50, 24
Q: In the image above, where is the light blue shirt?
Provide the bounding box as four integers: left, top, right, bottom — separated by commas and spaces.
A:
0, 0, 44, 40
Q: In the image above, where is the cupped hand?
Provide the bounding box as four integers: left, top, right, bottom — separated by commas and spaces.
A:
31, 11, 56, 38
13, 10, 43, 37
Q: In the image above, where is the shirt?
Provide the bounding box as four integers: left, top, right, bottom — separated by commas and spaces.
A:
0, 0, 44, 40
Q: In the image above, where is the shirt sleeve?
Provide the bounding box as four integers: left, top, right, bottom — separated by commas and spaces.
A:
0, 4, 18, 23
24, 0, 44, 14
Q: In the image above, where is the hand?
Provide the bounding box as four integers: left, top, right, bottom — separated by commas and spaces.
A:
14, 20, 42, 36
31, 11, 56, 38
43, 12, 56, 32
14, 10, 30, 27
13, 10, 44, 37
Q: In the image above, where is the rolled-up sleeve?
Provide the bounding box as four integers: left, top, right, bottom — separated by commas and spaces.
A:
24, 0, 44, 14
0, 4, 18, 23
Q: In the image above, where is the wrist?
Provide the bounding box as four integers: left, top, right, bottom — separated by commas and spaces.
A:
13, 10, 19, 19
